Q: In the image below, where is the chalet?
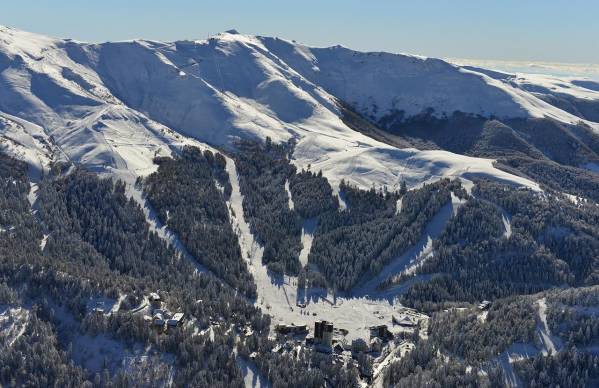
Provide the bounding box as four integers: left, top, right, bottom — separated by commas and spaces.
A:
393, 314, 418, 327
167, 312, 185, 327
275, 323, 308, 336
478, 300, 491, 310
153, 312, 165, 327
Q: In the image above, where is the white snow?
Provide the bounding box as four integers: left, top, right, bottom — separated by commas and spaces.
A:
7, 26, 594, 382
298, 218, 317, 267
510, 73, 599, 101
1, 25, 544, 194
336, 188, 348, 211
500, 209, 512, 239
259, 36, 529, 121
0, 305, 30, 348
535, 298, 562, 355
224, 156, 263, 266
284, 180, 294, 210
237, 356, 271, 388
459, 67, 599, 128
354, 192, 466, 298
225, 155, 427, 341
39, 233, 49, 251
371, 340, 414, 388
27, 182, 39, 208
497, 350, 522, 388
4, 26, 589, 379
0, 114, 55, 182
477, 310, 488, 323
395, 197, 403, 215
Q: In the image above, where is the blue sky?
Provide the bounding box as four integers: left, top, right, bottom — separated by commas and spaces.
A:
3, 0, 598, 64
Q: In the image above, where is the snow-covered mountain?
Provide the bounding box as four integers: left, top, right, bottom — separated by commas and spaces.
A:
3, 25, 599, 190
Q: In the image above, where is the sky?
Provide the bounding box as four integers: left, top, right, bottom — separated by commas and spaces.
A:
3, 0, 599, 65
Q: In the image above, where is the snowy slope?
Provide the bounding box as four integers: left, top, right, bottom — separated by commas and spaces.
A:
1, 25, 579, 191
259, 37, 599, 129
510, 73, 599, 101
0, 26, 192, 182
259, 37, 528, 120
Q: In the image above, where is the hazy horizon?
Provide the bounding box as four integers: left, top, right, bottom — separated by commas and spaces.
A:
4, 25, 599, 81
3, 0, 599, 67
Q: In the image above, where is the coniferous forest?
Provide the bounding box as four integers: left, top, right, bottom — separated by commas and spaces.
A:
1, 142, 598, 387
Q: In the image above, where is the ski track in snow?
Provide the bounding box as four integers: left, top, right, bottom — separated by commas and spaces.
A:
353, 192, 466, 299
483, 198, 512, 239
237, 356, 271, 388
490, 296, 569, 388
127, 185, 211, 275
233, 339, 270, 388
395, 197, 403, 215
498, 350, 522, 388
27, 183, 39, 209
536, 297, 562, 355
224, 156, 264, 265
127, 183, 255, 305
284, 180, 294, 210
39, 234, 49, 251
371, 341, 414, 388
224, 156, 425, 342
298, 218, 317, 267
492, 342, 541, 388
0, 306, 30, 349
502, 211, 512, 239
337, 190, 348, 211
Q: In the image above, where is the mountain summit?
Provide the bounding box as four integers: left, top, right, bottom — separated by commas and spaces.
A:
2, 26, 599, 190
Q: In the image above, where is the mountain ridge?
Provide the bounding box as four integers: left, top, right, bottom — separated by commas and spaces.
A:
3, 25, 598, 193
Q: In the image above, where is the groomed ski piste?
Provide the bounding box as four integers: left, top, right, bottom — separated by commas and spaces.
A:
225, 154, 430, 343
